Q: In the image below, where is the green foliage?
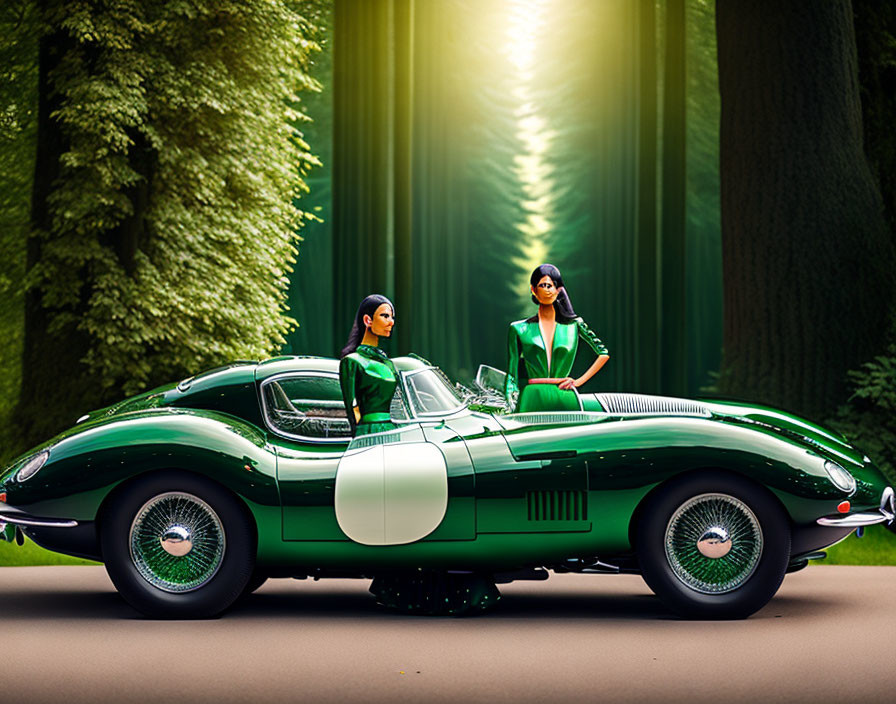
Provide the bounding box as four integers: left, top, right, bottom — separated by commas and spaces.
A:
831, 342, 896, 485
0, 0, 37, 462
30, 0, 321, 399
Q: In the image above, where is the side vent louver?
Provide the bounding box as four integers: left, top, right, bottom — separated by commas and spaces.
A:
510, 412, 595, 425
595, 393, 710, 416
350, 431, 404, 449
527, 490, 587, 522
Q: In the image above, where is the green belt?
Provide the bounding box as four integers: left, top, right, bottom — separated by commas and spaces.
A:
360, 412, 391, 423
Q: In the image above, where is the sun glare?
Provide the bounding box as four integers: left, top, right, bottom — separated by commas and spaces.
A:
505, 0, 555, 308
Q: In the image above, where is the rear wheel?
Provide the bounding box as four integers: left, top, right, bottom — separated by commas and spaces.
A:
101, 472, 254, 618
636, 472, 790, 619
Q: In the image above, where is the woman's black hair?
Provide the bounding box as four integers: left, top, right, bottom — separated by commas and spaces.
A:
530, 263, 577, 322
340, 294, 395, 358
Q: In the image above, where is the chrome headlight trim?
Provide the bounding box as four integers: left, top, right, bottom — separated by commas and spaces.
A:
16, 451, 49, 483
823, 460, 857, 494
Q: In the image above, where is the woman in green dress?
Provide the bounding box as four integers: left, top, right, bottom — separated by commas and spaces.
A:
506, 264, 610, 412
341, 294, 499, 614
339, 294, 398, 436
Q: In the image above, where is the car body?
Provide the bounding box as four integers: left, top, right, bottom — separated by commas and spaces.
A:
1, 355, 893, 618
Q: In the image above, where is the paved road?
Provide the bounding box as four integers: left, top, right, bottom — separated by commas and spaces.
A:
2, 565, 894, 703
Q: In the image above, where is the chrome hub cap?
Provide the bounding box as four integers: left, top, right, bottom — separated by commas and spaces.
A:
130, 492, 225, 593
160, 525, 193, 557
665, 493, 762, 594
696, 526, 731, 558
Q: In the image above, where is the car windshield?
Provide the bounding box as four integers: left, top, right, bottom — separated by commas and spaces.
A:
404, 368, 466, 416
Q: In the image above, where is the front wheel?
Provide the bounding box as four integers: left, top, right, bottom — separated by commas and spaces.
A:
101, 472, 255, 618
636, 472, 790, 619
239, 571, 269, 599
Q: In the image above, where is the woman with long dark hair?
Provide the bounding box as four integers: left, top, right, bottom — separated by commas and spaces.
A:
505, 263, 610, 412
340, 294, 501, 614
339, 294, 398, 436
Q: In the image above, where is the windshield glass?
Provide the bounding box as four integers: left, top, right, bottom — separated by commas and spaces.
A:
404, 368, 466, 416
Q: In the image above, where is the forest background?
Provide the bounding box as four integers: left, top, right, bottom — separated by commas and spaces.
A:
2, 0, 896, 563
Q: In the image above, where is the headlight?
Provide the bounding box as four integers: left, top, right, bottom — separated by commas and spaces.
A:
824, 460, 856, 493
16, 451, 49, 483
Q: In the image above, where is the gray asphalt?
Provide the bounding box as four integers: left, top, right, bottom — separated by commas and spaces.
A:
1, 565, 894, 703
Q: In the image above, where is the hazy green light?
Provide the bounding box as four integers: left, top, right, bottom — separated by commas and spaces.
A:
506, 0, 555, 306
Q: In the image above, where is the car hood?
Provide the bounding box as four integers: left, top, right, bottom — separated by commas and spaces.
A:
500, 392, 866, 469
698, 398, 863, 466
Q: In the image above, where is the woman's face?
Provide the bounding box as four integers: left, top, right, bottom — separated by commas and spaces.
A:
365, 303, 395, 337
532, 275, 559, 306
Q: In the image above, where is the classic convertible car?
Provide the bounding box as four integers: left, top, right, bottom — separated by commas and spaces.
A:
1, 355, 893, 619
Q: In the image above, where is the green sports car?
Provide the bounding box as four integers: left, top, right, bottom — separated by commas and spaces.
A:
1, 355, 893, 619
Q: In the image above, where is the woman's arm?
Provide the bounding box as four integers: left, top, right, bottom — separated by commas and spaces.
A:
505, 325, 521, 402
339, 356, 360, 435
558, 355, 610, 389
557, 318, 610, 390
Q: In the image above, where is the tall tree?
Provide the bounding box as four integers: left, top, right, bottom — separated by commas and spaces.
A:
461, 0, 530, 376
829, 1, 896, 484
330, 0, 526, 378
331, 0, 414, 353
18, 0, 320, 448
636, 0, 659, 393
535, 0, 643, 393
660, 0, 687, 396
283, 0, 333, 358
853, 0, 896, 234
0, 0, 38, 460
684, 0, 722, 394
715, 0, 896, 419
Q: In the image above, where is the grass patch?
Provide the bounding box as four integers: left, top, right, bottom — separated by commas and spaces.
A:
817, 525, 896, 566
0, 536, 99, 567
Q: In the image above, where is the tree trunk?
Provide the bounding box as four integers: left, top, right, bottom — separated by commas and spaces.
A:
715, 0, 895, 420
18, 17, 156, 450
17, 25, 98, 449
636, 0, 659, 393
660, 0, 687, 396
332, 0, 414, 352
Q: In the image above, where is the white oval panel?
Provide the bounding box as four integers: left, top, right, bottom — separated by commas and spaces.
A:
334, 442, 448, 546
334, 445, 386, 544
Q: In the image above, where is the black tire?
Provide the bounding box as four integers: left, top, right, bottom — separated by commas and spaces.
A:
635, 472, 790, 619
101, 471, 255, 619
240, 571, 269, 598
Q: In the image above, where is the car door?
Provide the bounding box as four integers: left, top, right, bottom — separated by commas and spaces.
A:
263, 371, 474, 543
261, 371, 352, 541
333, 419, 479, 544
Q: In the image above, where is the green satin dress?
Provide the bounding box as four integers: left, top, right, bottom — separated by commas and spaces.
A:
506, 316, 608, 412
339, 344, 398, 436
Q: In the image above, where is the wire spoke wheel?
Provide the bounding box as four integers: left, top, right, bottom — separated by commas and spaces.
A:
129, 492, 226, 593
665, 493, 762, 594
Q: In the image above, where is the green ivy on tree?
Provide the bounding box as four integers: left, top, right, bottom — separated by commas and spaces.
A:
0, 0, 38, 461
17, 0, 321, 449
832, 342, 896, 486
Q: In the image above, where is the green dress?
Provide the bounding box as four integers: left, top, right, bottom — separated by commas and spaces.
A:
341, 346, 502, 614
506, 316, 608, 412
339, 344, 398, 436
